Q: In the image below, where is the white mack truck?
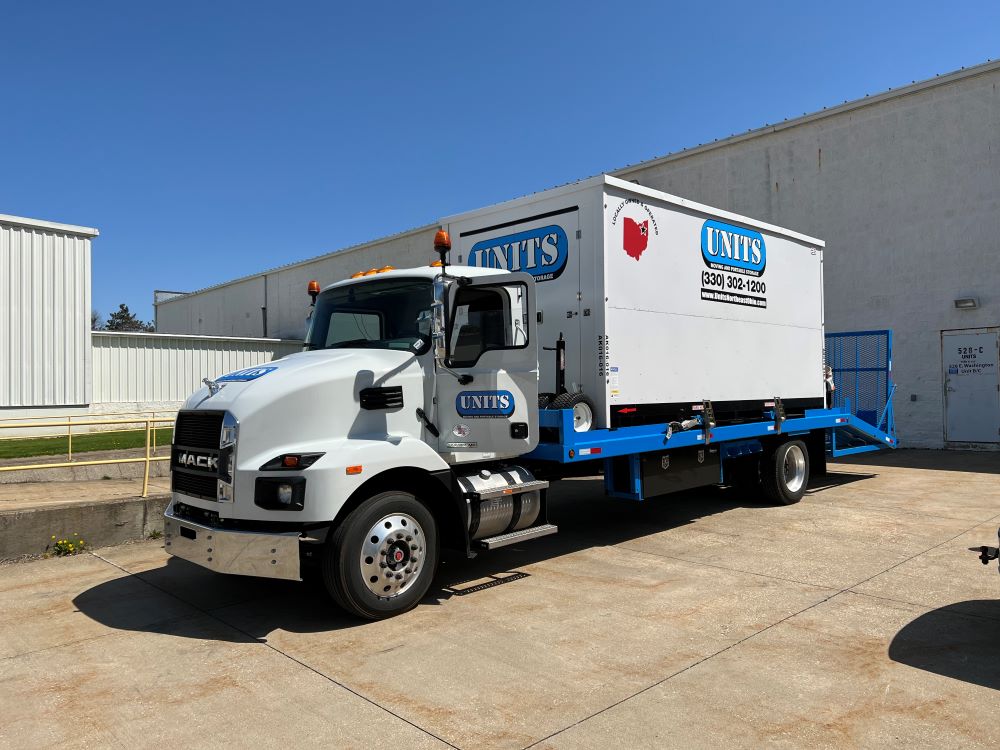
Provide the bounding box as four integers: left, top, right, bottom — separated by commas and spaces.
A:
164, 175, 897, 619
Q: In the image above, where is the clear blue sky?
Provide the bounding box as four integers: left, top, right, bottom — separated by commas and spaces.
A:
2, 1, 998, 324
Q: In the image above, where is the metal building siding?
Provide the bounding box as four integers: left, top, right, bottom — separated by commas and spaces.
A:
0, 223, 92, 407
91, 332, 302, 403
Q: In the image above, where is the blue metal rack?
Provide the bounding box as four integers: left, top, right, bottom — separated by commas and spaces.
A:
526, 404, 897, 465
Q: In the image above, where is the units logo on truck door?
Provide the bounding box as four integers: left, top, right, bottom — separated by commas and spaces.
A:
456, 390, 516, 418
467, 225, 568, 281
700, 219, 768, 309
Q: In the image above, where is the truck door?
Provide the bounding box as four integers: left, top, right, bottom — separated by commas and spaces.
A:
435, 273, 539, 463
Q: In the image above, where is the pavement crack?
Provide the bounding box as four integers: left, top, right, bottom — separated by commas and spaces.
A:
524, 509, 1000, 749
86, 550, 461, 749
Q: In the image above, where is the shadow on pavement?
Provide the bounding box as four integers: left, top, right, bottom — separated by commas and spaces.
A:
805, 471, 876, 494
834, 448, 1000, 475
72, 476, 847, 641
888, 600, 1000, 690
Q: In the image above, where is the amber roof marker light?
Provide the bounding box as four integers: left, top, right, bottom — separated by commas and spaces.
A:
307, 279, 320, 306
433, 229, 451, 272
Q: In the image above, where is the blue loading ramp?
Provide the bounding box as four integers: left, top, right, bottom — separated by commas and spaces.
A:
824, 329, 897, 456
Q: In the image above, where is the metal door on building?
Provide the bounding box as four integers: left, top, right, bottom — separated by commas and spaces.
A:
942, 328, 1000, 443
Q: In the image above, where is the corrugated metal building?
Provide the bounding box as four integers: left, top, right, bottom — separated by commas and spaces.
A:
91, 331, 302, 404
154, 60, 1000, 449
0, 214, 98, 408
1, 215, 302, 432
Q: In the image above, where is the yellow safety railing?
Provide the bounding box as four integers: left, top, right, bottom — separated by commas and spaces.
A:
0, 416, 177, 498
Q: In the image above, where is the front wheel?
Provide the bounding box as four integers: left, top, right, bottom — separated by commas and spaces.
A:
761, 440, 810, 505
322, 491, 438, 620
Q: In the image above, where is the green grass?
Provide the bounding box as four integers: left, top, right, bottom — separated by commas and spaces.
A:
0, 428, 174, 460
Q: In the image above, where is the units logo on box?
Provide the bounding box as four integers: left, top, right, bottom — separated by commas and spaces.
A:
701, 220, 766, 277
456, 390, 515, 418
467, 225, 568, 282
609, 198, 660, 261
217, 366, 278, 382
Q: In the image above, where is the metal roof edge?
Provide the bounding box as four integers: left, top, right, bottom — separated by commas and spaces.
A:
154, 222, 438, 305
438, 175, 606, 225
0, 213, 99, 237
602, 175, 825, 247
92, 330, 303, 344
612, 58, 1000, 179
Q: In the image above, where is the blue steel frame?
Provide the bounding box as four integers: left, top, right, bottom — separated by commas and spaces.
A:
526, 405, 897, 466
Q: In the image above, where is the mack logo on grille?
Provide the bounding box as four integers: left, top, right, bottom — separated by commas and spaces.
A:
176, 452, 219, 471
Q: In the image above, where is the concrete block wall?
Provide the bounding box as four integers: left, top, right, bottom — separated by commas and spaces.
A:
615, 64, 1000, 448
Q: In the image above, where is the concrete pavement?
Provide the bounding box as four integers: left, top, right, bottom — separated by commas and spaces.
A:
0, 450, 997, 749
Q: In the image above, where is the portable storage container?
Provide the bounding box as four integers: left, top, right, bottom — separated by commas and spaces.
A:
442, 175, 826, 429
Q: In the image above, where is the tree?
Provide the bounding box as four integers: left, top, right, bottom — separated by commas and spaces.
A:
91, 309, 104, 330
104, 303, 154, 332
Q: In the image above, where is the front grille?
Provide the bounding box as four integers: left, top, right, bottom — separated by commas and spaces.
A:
174, 410, 224, 449
360, 386, 404, 410
172, 471, 218, 500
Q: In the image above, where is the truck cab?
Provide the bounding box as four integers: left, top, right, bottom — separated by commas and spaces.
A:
165, 248, 555, 620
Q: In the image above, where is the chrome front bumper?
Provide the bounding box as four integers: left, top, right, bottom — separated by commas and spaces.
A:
164, 508, 301, 581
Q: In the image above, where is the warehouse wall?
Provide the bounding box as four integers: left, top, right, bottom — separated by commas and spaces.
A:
156, 225, 438, 340
615, 63, 1000, 448
0, 217, 96, 407
91, 331, 302, 403
152, 61, 1000, 448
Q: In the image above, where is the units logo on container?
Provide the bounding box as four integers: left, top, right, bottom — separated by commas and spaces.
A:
701, 220, 766, 276
467, 225, 568, 282
455, 390, 515, 418
217, 366, 278, 382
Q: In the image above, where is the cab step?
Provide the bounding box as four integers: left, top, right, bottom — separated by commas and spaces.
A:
477, 523, 558, 550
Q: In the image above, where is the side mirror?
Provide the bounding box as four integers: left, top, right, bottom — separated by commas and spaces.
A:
431, 300, 447, 363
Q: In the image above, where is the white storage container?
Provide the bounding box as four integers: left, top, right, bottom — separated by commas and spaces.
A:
442, 175, 825, 429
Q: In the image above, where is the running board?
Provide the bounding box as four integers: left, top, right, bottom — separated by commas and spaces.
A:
477, 524, 558, 550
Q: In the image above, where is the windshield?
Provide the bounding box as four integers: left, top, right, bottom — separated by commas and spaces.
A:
305, 278, 433, 352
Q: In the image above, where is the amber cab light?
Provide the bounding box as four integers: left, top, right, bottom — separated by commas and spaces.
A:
433, 229, 451, 252
307, 280, 320, 295
350, 271, 365, 279
377, 265, 395, 273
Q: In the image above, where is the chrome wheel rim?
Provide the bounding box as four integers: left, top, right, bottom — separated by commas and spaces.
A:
782, 444, 807, 494
572, 401, 593, 432
360, 513, 425, 598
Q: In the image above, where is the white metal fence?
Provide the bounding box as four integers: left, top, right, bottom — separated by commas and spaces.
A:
91, 331, 302, 403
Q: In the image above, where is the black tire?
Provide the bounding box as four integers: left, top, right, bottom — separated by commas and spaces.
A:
761, 440, 810, 505
538, 392, 556, 408
547, 391, 596, 432
322, 491, 438, 620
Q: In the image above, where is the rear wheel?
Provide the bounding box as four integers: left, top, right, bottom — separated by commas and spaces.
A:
761, 440, 810, 505
548, 392, 595, 432
322, 491, 438, 620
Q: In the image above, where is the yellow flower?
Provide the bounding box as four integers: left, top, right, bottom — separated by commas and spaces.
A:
51, 535, 55, 540
73, 532, 78, 536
